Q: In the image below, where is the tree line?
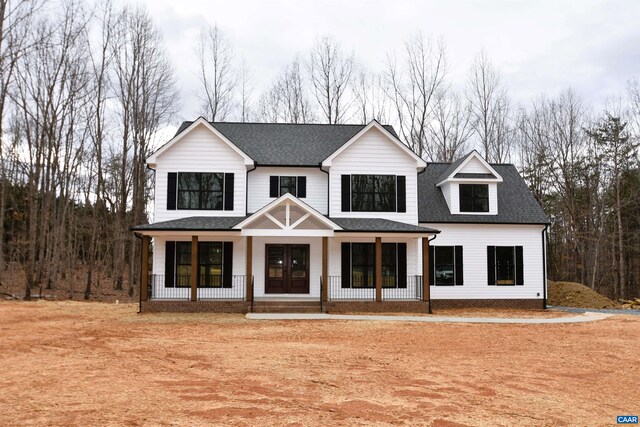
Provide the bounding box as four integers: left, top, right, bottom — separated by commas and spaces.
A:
0, 0, 638, 301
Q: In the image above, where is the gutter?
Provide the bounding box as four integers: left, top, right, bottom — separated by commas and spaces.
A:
245, 162, 257, 216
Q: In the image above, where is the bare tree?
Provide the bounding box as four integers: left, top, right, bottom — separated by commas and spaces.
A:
353, 70, 389, 124
258, 57, 314, 123
0, 0, 41, 280
308, 35, 356, 124
111, 5, 178, 293
427, 90, 473, 161
238, 57, 253, 122
196, 24, 235, 121
383, 34, 447, 157
466, 49, 512, 162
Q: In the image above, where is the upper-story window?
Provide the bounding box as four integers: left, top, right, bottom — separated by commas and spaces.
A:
341, 174, 406, 213
178, 172, 224, 210
270, 176, 307, 198
166, 172, 234, 211
459, 184, 489, 213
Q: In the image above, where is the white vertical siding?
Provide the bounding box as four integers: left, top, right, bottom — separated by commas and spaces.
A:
328, 127, 419, 224
247, 167, 328, 214
420, 223, 545, 300
153, 123, 247, 222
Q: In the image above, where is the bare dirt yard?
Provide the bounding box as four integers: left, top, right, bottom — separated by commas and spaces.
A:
0, 301, 638, 426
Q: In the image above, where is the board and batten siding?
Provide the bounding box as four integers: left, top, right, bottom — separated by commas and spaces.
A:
247, 167, 328, 214
152, 123, 247, 222
328, 127, 419, 224
420, 223, 545, 299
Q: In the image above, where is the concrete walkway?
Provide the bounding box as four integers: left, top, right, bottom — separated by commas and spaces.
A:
549, 305, 640, 316
245, 311, 613, 324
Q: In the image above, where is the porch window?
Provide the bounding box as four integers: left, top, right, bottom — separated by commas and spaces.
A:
342, 242, 407, 289
165, 241, 233, 288
178, 172, 224, 210
459, 184, 489, 212
487, 246, 524, 286
269, 176, 307, 198
429, 246, 464, 286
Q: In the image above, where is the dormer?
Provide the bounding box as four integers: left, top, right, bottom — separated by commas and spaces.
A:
436, 151, 503, 215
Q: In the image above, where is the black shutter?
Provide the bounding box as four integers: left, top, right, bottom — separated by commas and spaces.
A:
515, 246, 524, 286
487, 246, 496, 285
397, 176, 406, 213
341, 175, 351, 212
224, 173, 234, 210
269, 176, 279, 197
397, 243, 407, 288
429, 245, 435, 286
455, 246, 464, 286
223, 242, 233, 288
297, 176, 306, 198
341, 242, 351, 288
167, 173, 177, 210
165, 241, 175, 287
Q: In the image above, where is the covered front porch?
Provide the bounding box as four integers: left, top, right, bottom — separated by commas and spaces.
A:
132, 194, 439, 312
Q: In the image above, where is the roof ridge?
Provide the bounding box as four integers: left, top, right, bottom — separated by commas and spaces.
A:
208, 121, 393, 127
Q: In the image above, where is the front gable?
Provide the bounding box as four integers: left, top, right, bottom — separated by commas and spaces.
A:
147, 117, 254, 169
321, 120, 426, 170
235, 193, 340, 236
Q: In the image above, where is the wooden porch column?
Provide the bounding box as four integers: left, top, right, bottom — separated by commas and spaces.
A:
422, 237, 430, 303
190, 236, 198, 302
375, 237, 382, 302
246, 236, 253, 302
140, 235, 150, 301
322, 237, 328, 302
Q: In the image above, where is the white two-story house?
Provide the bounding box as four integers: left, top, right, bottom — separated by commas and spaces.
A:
132, 118, 549, 313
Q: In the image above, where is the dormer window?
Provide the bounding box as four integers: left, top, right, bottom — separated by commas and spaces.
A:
459, 184, 489, 213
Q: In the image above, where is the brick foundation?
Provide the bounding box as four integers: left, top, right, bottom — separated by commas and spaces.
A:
324, 300, 430, 313
430, 299, 544, 310
140, 300, 249, 313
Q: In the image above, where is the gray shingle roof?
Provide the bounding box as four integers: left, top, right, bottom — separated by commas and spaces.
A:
172, 121, 400, 166
454, 173, 497, 179
332, 218, 439, 234
435, 151, 474, 183
419, 164, 549, 224
131, 215, 440, 234
131, 216, 246, 231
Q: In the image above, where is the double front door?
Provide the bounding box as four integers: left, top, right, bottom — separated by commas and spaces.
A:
265, 244, 310, 294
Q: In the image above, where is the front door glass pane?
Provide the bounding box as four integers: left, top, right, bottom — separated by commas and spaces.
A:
268, 246, 284, 278
290, 246, 307, 278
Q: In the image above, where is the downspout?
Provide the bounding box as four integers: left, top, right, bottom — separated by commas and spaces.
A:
542, 224, 548, 309
245, 162, 257, 215
319, 163, 329, 215
428, 234, 438, 314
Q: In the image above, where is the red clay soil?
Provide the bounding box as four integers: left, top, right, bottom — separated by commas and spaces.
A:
0, 301, 638, 426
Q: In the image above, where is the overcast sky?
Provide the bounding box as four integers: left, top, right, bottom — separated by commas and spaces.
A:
135, 0, 640, 131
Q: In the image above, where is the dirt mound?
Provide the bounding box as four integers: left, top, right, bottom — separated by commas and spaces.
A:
548, 281, 619, 308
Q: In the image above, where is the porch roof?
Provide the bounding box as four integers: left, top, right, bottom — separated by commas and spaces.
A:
131, 216, 439, 235
332, 218, 439, 234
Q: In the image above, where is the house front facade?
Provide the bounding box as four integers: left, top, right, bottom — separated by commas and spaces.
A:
132, 118, 549, 313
